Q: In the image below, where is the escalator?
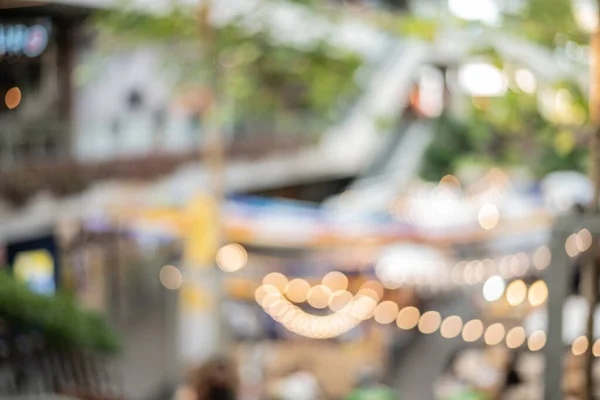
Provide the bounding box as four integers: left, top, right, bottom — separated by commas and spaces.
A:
324, 117, 436, 216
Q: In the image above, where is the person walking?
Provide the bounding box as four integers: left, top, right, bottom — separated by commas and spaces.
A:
175, 357, 238, 400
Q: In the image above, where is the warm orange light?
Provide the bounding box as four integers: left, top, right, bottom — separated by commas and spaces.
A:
359, 281, 384, 300
505, 327, 526, 349
478, 204, 500, 230
418, 311, 441, 334
440, 315, 463, 339
593, 339, 600, 357
322, 271, 348, 292
566, 234, 579, 257
374, 301, 400, 325
159, 265, 182, 290
462, 319, 484, 342
484, 323, 506, 346
440, 174, 461, 188
329, 290, 352, 312
350, 296, 377, 320
216, 243, 247, 272
262, 273, 288, 293
528, 331, 546, 352
533, 246, 551, 270
307, 285, 332, 309
572, 336, 589, 356
506, 280, 527, 306
5, 87, 21, 109
396, 307, 420, 330
528, 280, 548, 307
285, 279, 311, 303
576, 229, 593, 252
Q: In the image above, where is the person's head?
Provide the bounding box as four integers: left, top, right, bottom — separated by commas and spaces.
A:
190, 357, 238, 400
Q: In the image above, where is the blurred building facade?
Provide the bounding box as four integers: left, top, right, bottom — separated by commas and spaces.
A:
0, 3, 88, 166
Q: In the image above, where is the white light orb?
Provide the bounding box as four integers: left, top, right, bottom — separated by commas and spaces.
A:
482, 275, 506, 302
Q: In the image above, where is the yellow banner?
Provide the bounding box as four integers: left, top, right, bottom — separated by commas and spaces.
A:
183, 194, 220, 269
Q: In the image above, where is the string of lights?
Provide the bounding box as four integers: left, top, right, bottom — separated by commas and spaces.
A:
212, 214, 596, 350
257, 282, 600, 357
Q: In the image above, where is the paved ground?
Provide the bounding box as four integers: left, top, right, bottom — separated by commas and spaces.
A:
114, 288, 475, 400
392, 292, 476, 400
115, 290, 178, 400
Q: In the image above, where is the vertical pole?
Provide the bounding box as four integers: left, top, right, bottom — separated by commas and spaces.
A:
583, 4, 600, 396
584, 249, 599, 400
544, 216, 572, 400
177, 0, 227, 366
199, 0, 227, 353
589, 4, 600, 208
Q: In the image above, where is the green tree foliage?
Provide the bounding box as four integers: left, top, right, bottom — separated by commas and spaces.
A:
508, 0, 587, 47
420, 0, 593, 181
0, 272, 121, 354
420, 113, 476, 181
94, 2, 362, 133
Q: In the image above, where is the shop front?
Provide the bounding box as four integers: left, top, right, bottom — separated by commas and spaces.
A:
0, 2, 90, 167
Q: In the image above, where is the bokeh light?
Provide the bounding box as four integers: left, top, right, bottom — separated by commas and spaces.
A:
374, 301, 400, 325
462, 319, 484, 342
322, 271, 348, 292
484, 323, 506, 346
482, 275, 505, 302
528, 331, 547, 352
593, 339, 600, 357
396, 307, 420, 330
159, 264, 183, 290
506, 280, 527, 306
359, 281, 384, 300
418, 311, 441, 334
566, 234, 580, 257
255, 285, 279, 306
440, 315, 463, 339
269, 300, 291, 319
458, 63, 506, 96
572, 336, 589, 356
474, 261, 485, 283
216, 243, 248, 272
478, 204, 500, 230
505, 327, 526, 349
440, 174, 461, 188
356, 288, 380, 302
285, 279, 311, 303
329, 290, 352, 312
350, 296, 377, 320
262, 290, 282, 309
515, 252, 530, 273
307, 285, 332, 309
262, 272, 288, 293
515, 68, 537, 94
576, 229, 593, 252
533, 246, 551, 270
463, 262, 476, 285
528, 280, 548, 307
5, 87, 21, 109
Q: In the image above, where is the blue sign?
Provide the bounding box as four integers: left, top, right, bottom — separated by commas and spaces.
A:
0, 23, 50, 58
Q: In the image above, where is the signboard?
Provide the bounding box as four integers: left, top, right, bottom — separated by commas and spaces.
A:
7, 234, 59, 295
0, 22, 50, 58
183, 195, 219, 268
13, 249, 55, 295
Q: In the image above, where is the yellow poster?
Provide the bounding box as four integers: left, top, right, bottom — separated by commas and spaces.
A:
183, 195, 219, 268
14, 249, 55, 295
